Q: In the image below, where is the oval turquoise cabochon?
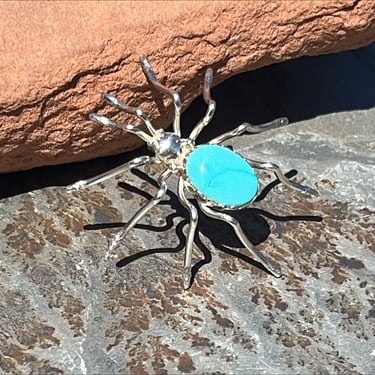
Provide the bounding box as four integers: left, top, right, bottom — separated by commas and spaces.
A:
185, 145, 258, 207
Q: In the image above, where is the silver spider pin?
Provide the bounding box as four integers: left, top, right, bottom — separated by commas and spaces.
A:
67, 56, 318, 289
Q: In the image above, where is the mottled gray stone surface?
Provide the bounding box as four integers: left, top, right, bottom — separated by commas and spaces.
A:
0, 48, 374, 374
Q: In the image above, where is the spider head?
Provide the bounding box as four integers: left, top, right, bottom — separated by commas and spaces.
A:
155, 130, 181, 159
152, 129, 194, 172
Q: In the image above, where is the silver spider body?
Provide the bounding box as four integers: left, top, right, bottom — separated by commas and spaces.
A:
67, 56, 317, 289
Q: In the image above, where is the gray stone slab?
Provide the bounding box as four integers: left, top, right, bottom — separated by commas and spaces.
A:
0, 106, 374, 374
1, 43, 375, 374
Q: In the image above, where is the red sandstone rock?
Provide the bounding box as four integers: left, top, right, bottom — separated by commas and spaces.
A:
0, 1, 374, 173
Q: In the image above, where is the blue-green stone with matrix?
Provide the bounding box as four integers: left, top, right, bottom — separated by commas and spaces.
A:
186, 144, 258, 207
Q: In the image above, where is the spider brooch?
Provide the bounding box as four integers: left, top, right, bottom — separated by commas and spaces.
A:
67, 55, 318, 289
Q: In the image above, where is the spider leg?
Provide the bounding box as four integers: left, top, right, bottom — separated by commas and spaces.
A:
177, 177, 199, 289
188, 68, 216, 141
66, 156, 151, 192
140, 55, 182, 136
110, 168, 172, 251
248, 158, 319, 196
89, 113, 153, 145
198, 201, 282, 278
101, 93, 157, 137
209, 117, 289, 145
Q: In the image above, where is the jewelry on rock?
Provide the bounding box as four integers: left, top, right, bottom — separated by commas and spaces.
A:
67, 55, 318, 289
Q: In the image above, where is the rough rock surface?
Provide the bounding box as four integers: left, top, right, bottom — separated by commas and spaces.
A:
1, 0, 375, 173
0, 107, 374, 375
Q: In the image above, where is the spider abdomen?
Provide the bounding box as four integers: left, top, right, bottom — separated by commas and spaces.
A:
185, 144, 258, 207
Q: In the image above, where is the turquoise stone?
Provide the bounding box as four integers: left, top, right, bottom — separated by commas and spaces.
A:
186, 145, 258, 206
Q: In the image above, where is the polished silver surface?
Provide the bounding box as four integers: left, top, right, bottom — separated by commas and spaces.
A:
189, 68, 216, 141
177, 177, 199, 290
140, 55, 182, 136
89, 112, 153, 145
199, 201, 282, 278
247, 158, 319, 196
66, 155, 151, 192
103, 93, 157, 137
209, 117, 289, 144
109, 168, 172, 252
156, 132, 182, 158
